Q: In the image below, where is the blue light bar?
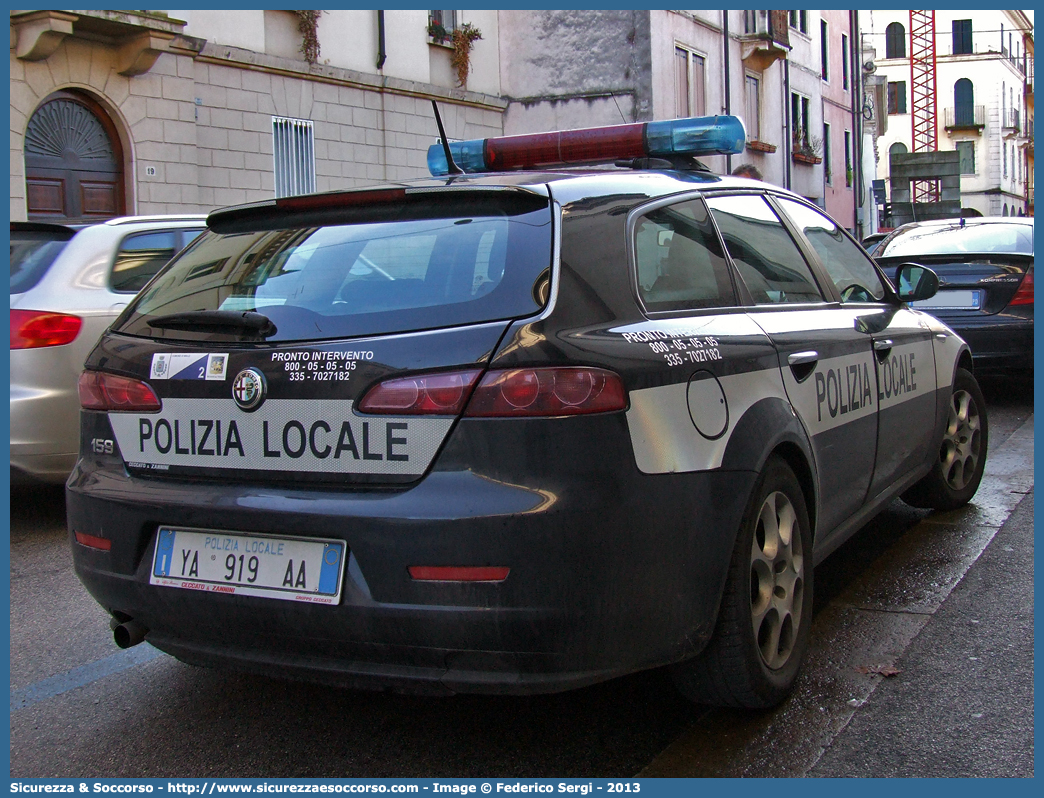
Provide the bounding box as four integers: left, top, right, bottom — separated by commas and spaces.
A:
645, 115, 747, 158
427, 139, 487, 176
427, 115, 748, 176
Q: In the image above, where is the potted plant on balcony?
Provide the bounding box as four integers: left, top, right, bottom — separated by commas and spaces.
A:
426, 20, 451, 45
450, 22, 482, 87
426, 19, 483, 88
747, 139, 777, 153
792, 129, 822, 164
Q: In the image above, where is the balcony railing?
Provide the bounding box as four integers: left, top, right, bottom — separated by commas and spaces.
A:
936, 42, 1027, 76
1002, 108, 1021, 131
944, 105, 986, 130
1001, 48, 1026, 75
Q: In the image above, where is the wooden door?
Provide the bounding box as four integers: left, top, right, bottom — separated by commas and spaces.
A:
24, 91, 125, 222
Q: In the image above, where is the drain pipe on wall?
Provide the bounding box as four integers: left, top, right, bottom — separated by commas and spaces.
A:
723, 10, 732, 175
376, 10, 387, 70
850, 9, 863, 237
784, 56, 792, 190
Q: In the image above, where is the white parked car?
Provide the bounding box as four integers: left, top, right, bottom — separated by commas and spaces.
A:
11, 215, 207, 483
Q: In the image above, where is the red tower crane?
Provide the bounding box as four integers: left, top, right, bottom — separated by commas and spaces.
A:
909, 11, 940, 203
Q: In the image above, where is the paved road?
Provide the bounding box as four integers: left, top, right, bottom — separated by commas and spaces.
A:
9, 377, 1033, 778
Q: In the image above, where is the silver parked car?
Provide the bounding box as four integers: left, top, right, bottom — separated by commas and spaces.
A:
11, 215, 207, 483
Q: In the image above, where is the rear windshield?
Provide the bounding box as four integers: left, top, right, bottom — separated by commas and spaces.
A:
11, 227, 75, 294
116, 200, 554, 342
878, 222, 1034, 258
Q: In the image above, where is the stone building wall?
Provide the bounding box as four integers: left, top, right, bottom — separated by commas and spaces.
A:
10, 11, 506, 222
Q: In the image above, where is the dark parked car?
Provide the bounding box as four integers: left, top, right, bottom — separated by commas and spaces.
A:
68, 116, 987, 709
860, 232, 888, 256
874, 217, 1033, 375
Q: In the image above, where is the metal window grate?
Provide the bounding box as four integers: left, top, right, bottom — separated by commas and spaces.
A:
272, 116, 316, 198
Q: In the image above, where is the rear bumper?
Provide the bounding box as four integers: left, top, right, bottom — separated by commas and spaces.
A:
952, 318, 1033, 373
67, 456, 754, 694
10, 347, 83, 483
10, 454, 76, 485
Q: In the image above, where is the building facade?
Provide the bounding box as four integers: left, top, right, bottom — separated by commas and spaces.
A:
10, 9, 505, 222
1022, 33, 1034, 216
864, 9, 1033, 219
497, 10, 864, 233
12, 10, 883, 236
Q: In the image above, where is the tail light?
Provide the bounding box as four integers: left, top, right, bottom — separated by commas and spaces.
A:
277, 188, 406, 212
358, 367, 626, 417
408, 566, 509, 582
78, 371, 161, 412
11, 309, 82, 349
466, 367, 626, 417
357, 370, 483, 415
1007, 269, 1033, 307
74, 531, 112, 551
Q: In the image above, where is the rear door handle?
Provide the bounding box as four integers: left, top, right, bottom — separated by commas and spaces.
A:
787, 350, 818, 383
787, 351, 819, 366
873, 339, 893, 362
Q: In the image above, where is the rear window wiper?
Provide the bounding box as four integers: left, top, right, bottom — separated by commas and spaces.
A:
146, 310, 277, 337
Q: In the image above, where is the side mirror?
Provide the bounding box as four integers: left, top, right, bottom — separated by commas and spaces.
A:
894, 263, 939, 303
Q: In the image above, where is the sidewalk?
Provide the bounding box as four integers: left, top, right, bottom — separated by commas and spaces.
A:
808, 489, 1034, 777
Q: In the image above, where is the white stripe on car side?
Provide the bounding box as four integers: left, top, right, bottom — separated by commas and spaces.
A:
627, 367, 789, 474
626, 339, 940, 475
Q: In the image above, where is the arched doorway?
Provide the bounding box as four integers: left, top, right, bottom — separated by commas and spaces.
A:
24, 90, 125, 222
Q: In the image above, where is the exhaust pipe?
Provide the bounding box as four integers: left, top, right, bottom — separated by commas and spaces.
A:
113, 619, 148, 649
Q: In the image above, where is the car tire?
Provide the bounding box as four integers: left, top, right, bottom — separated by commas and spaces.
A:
901, 368, 988, 511
670, 455, 812, 709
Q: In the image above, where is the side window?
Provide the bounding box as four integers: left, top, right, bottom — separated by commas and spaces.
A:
775, 198, 886, 302
111, 231, 179, 293
705, 195, 824, 304
181, 229, 206, 249
634, 198, 736, 311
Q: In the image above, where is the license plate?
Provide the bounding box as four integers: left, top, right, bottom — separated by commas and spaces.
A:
151, 527, 345, 604
912, 290, 980, 309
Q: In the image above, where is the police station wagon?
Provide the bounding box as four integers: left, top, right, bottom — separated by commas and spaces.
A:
68, 115, 987, 708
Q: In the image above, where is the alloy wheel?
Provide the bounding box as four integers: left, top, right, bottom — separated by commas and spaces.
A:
940, 389, 983, 491
750, 491, 805, 670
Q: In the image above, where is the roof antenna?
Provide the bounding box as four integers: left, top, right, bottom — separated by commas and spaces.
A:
431, 100, 464, 175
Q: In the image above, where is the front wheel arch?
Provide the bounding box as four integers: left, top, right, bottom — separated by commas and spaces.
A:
772, 441, 818, 544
